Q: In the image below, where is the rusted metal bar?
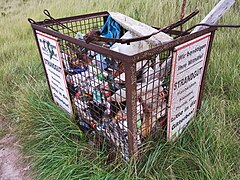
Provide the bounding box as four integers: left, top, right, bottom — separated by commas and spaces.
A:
164, 9, 199, 33
124, 62, 138, 157
132, 27, 217, 62
176, 23, 240, 37
167, 29, 189, 35
180, 0, 187, 31
30, 23, 132, 63
30, 21, 218, 66
43, 9, 180, 47
37, 11, 109, 26
28, 18, 36, 24
43, 9, 78, 34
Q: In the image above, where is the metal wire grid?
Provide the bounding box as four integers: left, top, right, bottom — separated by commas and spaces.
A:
40, 15, 174, 159
136, 50, 172, 141
45, 16, 105, 37
57, 39, 130, 158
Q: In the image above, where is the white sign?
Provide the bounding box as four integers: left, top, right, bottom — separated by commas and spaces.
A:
167, 33, 211, 140
192, 0, 235, 33
36, 31, 73, 115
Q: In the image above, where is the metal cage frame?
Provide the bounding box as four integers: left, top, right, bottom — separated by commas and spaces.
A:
29, 11, 217, 159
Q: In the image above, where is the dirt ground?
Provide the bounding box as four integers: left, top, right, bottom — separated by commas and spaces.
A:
0, 117, 31, 180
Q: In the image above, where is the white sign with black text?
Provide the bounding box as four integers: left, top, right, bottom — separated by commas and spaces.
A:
36, 31, 73, 115
167, 33, 211, 140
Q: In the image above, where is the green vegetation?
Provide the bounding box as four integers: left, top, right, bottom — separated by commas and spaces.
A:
0, 0, 239, 179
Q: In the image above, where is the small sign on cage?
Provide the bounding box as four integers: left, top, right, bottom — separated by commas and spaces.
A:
167, 33, 211, 140
36, 31, 73, 115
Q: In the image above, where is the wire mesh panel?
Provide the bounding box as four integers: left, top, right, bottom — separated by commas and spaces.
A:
58, 37, 173, 159
69, 48, 126, 156
59, 40, 131, 158
30, 11, 217, 160
45, 14, 106, 37
135, 50, 172, 140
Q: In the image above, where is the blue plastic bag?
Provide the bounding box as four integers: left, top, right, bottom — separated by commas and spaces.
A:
100, 16, 122, 45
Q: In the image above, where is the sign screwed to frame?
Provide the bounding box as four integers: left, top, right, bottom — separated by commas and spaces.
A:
36, 31, 73, 115
167, 33, 211, 140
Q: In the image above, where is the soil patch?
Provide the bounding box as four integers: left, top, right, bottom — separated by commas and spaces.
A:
0, 117, 31, 180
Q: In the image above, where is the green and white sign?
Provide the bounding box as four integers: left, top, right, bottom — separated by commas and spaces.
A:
36, 31, 73, 115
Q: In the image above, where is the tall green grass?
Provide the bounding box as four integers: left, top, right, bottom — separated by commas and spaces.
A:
0, 0, 239, 179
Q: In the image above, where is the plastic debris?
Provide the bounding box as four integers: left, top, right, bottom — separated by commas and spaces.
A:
100, 15, 122, 45
110, 31, 149, 55
62, 13, 169, 159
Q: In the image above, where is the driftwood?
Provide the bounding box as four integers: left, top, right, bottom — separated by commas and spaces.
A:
109, 12, 173, 46
192, 0, 235, 33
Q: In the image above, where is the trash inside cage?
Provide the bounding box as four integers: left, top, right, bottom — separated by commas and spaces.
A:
29, 9, 221, 160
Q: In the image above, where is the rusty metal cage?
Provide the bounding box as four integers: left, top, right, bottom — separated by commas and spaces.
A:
29, 11, 217, 160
